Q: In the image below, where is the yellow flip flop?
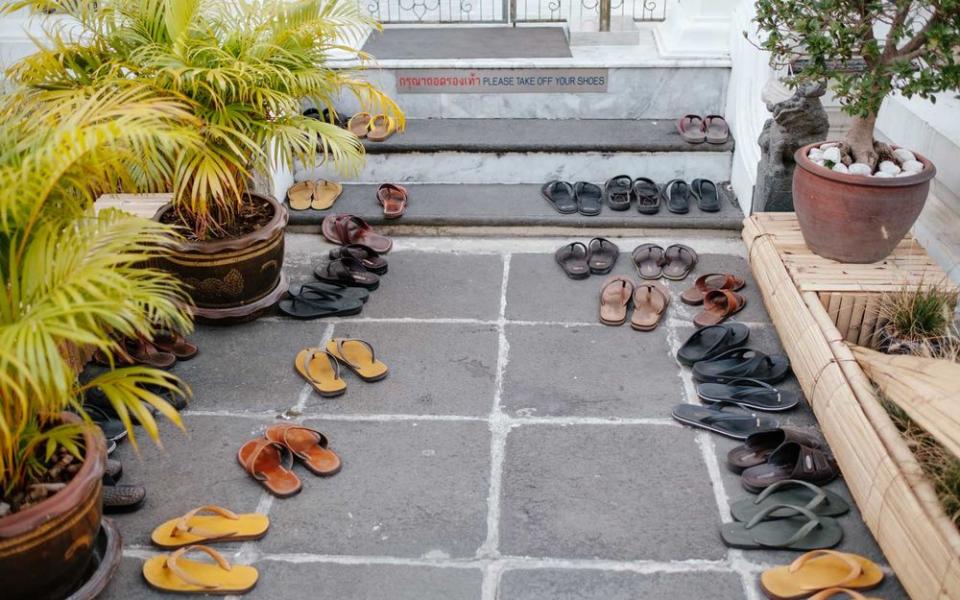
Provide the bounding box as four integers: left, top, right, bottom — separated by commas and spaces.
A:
347, 112, 372, 138
312, 180, 342, 210
295, 348, 347, 396
807, 588, 883, 600
760, 550, 884, 600
150, 505, 270, 549
325, 338, 389, 382
143, 545, 258, 594
285, 181, 314, 210
367, 114, 396, 142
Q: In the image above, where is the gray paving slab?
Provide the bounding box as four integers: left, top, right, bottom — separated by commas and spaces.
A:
362, 26, 572, 60
100, 557, 175, 600
499, 568, 747, 600
499, 424, 727, 561
260, 419, 490, 557
302, 321, 498, 416
501, 323, 683, 418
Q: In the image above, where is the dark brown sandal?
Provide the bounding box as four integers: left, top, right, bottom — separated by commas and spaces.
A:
632, 243, 665, 279
693, 289, 746, 328
681, 273, 746, 305
314, 257, 380, 290
661, 243, 698, 280
321, 214, 393, 253
588, 237, 619, 274
727, 428, 825, 472
377, 183, 408, 219
741, 442, 839, 493
330, 244, 388, 275
94, 336, 176, 369
153, 330, 199, 360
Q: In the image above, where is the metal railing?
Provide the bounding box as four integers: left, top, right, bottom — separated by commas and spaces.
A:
359, 0, 665, 26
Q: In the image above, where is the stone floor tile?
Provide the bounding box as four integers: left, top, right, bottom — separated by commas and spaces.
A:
499, 568, 746, 600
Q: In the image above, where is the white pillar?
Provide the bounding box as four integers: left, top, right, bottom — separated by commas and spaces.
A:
654, 0, 738, 58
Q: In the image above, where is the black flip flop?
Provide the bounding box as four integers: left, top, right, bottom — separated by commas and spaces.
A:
631, 243, 665, 279
698, 378, 800, 412
542, 181, 577, 214
633, 177, 661, 214
278, 287, 364, 319
661, 243, 698, 280
329, 244, 388, 275
603, 175, 633, 211
555, 242, 590, 279
671, 403, 779, 439
588, 238, 619, 274
691, 178, 721, 212
297, 281, 370, 304
692, 348, 792, 384
314, 257, 380, 290
574, 182, 603, 216
676, 323, 750, 366
662, 179, 691, 214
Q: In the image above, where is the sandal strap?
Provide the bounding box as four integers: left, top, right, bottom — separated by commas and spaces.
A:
662, 243, 697, 267
754, 479, 828, 511
790, 550, 864, 590
165, 545, 232, 589
635, 283, 669, 313
172, 505, 240, 539
558, 241, 587, 260
280, 425, 330, 459
334, 338, 376, 370
695, 273, 738, 292
746, 503, 824, 547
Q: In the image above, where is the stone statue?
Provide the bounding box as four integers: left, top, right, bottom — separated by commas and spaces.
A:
754, 81, 830, 212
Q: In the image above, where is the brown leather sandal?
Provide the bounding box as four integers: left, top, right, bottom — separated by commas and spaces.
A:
153, 330, 199, 360
321, 214, 393, 253
265, 424, 342, 477
599, 276, 634, 326
741, 442, 840, 493
693, 289, 746, 328
237, 439, 302, 498
677, 114, 706, 143
314, 257, 380, 290
377, 183, 408, 219
681, 273, 746, 305
661, 243, 698, 280
631, 281, 670, 331
94, 336, 176, 369
632, 243, 665, 279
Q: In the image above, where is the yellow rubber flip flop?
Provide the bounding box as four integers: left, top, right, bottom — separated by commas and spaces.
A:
366, 114, 396, 142
151, 505, 270, 549
326, 338, 389, 382
807, 588, 883, 600
312, 180, 342, 210
295, 348, 347, 397
760, 550, 884, 600
347, 112, 372, 138
285, 181, 315, 210
143, 545, 258, 594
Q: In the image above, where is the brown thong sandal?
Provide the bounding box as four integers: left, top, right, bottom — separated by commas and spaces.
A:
312, 180, 342, 210
94, 336, 177, 369
632, 243, 665, 279
325, 338, 389, 382
681, 273, 746, 305
704, 114, 730, 145
347, 112, 372, 138
266, 424, 342, 476
661, 244, 698, 280
315, 257, 380, 290
693, 289, 746, 328
285, 181, 315, 210
329, 244, 388, 275
237, 438, 302, 498
599, 276, 634, 326
631, 281, 670, 331
321, 214, 393, 253
377, 183, 408, 219
367, 114, 397, 142
143, 545, 259, 595
153, 330, 199, 360
677, 114, 706, 143
295, 348, 347, 397
151, 505, 270, 549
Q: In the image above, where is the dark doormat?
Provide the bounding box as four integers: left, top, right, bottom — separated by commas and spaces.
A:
361, 27, 572, 60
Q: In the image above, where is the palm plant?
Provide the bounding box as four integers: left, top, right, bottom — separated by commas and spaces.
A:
8, 0, 404, 240
0, 86, 196, 503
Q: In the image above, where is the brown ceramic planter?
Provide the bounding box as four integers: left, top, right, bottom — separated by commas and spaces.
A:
793, 142, 936, 263
0, 413, 106, 600
153, 192, 289, 323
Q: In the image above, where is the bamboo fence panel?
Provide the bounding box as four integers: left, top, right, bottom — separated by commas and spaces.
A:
744, 216, 960, 600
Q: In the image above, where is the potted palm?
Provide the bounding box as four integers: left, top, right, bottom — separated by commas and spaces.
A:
10, 0, 403, 321
0, 86, 192, 598
753, 1, 958, 263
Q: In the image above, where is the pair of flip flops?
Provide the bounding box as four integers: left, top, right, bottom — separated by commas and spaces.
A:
555, 238, 619, 279
603, 175, 661, 213
144, 505, 270, 594
279, 282, 369, 319
660, 179, 720, 213
599, 277, 669, 331
321, 214, 393, 254
632, 243, 697, 280
94, 331, 198, 370
732, 430, 840, 493
377, 183, 408, 219
238, 423, 342, 497
677, 114, 729, 144
761, 550, 884, 599
681, 273, 745, 305
347, 112, 397, 142
295, 338, 389, 397
541, 180, 603, 215
285, 179, 342, 211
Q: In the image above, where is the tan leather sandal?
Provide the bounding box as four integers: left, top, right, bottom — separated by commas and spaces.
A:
237, 438, 302, 498
599, 276, 633, 326
286, 181, 315, 210
266, 423, 342, 477
693, 289, 746, 328
631, 281, 670, 331
680, 273, 746, 305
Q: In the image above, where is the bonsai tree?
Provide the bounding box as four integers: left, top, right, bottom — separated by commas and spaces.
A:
753, 0, 960, 167
7, 0, 403, 239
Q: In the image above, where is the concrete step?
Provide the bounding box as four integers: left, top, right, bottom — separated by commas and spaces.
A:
286, 182, 744, 231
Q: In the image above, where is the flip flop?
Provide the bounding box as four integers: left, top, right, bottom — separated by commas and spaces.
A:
671, 403, 778, 439
760, 550, 884, 600
329, 244, 388, 275
312, 180, 342, 210
728, 428, 826, 472
692, 348, 791, 384
315, 256, 380, 290
631, 281, 670, 331
285, 181, 314, 210
278, 287, 364, 319
676, 323, 750, 366
94, 336, 176, 369
691, 178, 720, 212
661, 243, 698, 280
151, 505, 270, 549
266, 424, 342, 477
322, 214, 393, 253
377, 183, 408, 219
698, 378, 799, 412
367, 114, 396, 142
603, 175, 633, 211
693, 290, 746, 327
742, 441, 840, 493
632, 243, 665, 279
807, 588, 883, 600
347, 112, 372, 138
731, 480, 850, 523
541, 181, 577, 214
681, 273, 746, 305
574, 181, 603, 216
633, 177, 661, 214
143, 545, 259, 595
662, 180, 691, 214
555, 242, 590, 279
599, 276, 633, 326
677, 114, 706, 143
237, 438, 302, 498
298, 281, 370, 303
720, 504, 842, 550
703, 114, 730, 145
325, 338, 389, 382
153, 330, 199, 360
587, 237, 619, 274
295, 348, 347, 396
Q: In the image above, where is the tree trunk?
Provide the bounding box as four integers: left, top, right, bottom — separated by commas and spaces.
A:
844, 114, 879, 168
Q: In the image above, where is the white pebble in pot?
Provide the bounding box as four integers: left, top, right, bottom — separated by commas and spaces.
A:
902, 159, 924, 173
822, 147, 842, 163
893, 148, 916, 163
832, 163, 849, 174
874, 172, 894, 178
878, 160, 901, 175
814, 159, 826, 166
848, 163, 873, 176
808, 148, 824, 160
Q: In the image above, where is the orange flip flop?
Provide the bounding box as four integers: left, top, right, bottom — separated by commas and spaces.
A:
760, 550, 884, 600
266, 423, 342, 477
237, 438, 302, 498
151, 505, 270, 549
143, 545, 259, 594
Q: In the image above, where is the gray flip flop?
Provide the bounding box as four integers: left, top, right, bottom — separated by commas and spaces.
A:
632, 243, 665, 280
720, 503, 843, 550
671, 403, 779, 440
730, 480, 850, 522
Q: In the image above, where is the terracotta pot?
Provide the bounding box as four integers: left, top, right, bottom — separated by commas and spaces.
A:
153, 192, 289, 323
0, 413, 106, 600
793, 142, 936, 263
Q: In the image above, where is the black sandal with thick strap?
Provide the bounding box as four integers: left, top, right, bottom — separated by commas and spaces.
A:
574, 181, 603, 216
314, 257, 380, 290
691, 178, 721, 212
329, 244, 388, 275
661, 243, 698, 280
603, 175, 633, 211
542, 181, 577, 214
698, 378, 800, 412
278, 286, 364, 319
633, 177, 661, 215
588, 238, 619, 274
671, 402, 779, 439
555, 242, 590, 279
677, 323, 750, 366
661, 179, 691, 214
692, 348, 792, 384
